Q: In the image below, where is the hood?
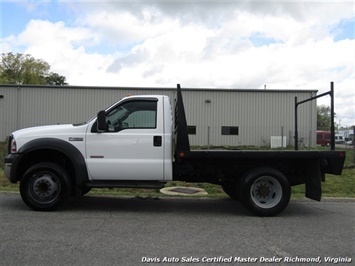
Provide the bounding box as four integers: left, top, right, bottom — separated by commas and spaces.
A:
13, 124, 87, 138
12, 124, 89, 150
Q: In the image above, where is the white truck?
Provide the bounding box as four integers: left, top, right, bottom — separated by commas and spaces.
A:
4, 85, 345, 216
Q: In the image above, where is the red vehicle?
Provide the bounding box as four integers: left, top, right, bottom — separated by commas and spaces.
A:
317, 131, 331, 146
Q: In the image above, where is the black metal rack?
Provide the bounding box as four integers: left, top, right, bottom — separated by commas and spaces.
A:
295, 82, 335, 150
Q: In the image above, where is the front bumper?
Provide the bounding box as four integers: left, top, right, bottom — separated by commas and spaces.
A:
4, 154, 21, 183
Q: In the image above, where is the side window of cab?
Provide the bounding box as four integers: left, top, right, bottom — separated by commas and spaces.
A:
103, 100, 157, 132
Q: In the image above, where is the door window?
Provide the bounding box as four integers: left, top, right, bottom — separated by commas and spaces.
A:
105, 100, 157, 132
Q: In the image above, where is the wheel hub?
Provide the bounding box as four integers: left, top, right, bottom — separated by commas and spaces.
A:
33, 174, 58, 198
257, 184, 271, 197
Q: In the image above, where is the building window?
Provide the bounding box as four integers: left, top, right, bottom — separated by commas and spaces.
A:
187, 126, 196, 135
221, 126, 239, 135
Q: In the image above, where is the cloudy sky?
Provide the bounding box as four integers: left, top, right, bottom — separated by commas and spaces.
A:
1, 0, 354, 126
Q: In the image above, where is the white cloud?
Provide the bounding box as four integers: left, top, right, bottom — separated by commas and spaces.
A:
75, 9, 180, 48
3, 19, 114, 85
1, 1, 354, 125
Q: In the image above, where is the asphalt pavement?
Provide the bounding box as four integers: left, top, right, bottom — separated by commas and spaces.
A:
0, 192, 354, 266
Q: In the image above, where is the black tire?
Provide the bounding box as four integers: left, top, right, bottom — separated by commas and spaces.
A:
239, 167, 290, 216
20, 162, 72, 211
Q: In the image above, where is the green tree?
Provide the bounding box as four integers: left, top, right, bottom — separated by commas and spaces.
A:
0, 52, 67, 85
317, 105, 337, 131
46, 72, 68, 85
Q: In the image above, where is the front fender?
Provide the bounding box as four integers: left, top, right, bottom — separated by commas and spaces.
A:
14, 138, 89, 185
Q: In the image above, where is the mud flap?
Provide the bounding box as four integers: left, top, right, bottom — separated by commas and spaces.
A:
305, 159, 322, 201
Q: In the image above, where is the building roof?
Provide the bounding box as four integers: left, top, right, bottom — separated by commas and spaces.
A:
0, 84, 318, 93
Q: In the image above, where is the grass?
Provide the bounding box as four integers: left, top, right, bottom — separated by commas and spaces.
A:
291, 168, 354, 199
0, 141, 354, 198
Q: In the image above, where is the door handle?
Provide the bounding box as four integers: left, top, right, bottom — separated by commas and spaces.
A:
153, 136, 162, 147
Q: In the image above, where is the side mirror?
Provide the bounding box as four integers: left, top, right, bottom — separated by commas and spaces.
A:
97, 110, 107, 132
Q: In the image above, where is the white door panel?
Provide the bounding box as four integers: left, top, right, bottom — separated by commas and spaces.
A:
86, 131, 164, 180
85, 98, 165, 181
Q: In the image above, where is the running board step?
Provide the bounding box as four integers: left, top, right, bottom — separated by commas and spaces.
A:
86, 180, 165, 189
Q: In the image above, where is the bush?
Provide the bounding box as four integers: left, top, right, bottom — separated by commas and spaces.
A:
0, 140, 7, 169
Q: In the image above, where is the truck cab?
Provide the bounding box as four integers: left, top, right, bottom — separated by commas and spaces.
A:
86, 95, 173, 182
5, 94, 173, 211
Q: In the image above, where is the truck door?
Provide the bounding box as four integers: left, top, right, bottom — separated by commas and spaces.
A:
85, 97, 165, 181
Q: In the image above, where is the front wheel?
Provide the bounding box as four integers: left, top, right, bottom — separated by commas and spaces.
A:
240, 168, 290, 216
20, 163, 72, 211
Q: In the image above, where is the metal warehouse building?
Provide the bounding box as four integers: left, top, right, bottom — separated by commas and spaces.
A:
0, 84, 317, 147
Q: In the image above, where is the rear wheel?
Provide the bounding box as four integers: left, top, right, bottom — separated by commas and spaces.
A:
240, 167, 290, 216
20, 162, 72, 211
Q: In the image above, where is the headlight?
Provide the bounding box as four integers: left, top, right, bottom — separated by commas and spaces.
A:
10, 137, 17, 153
